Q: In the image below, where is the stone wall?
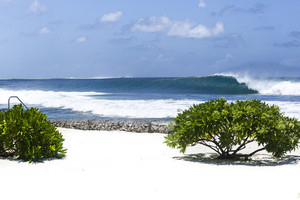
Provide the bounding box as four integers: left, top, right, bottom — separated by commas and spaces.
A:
51, 119, 171, 134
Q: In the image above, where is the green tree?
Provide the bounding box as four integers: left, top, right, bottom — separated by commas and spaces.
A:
0, 105, 66, 162
165, 98, 300, 159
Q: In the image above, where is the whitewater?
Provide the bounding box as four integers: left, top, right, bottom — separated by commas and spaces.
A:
1, 75, 300, 120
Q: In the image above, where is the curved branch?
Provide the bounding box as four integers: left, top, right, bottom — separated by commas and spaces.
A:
232, 137, 257, 156
230, 145, 246, 153
249, 147, 266, 157
195, 139, 222, 155
207, 132, 225, 155
245, 139, 255, 145
198, 142, 221, 155
232, 136, 249, 155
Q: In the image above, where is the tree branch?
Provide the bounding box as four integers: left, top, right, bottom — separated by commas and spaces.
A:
232, 135, 249, 155
199, 142, 221, 155
249, 147, 266, 157
230, 145, 246, 153
195, 139, 222, 156
207, 131, 225, 155
245, 139, 255, 145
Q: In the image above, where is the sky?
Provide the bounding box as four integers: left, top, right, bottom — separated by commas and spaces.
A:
1, 0, 300, 78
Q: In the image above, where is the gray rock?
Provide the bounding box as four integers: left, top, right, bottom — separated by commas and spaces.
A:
50, 119, 171, 134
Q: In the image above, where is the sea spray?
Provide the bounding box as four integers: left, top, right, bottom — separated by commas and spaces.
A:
218, 73, 300, 96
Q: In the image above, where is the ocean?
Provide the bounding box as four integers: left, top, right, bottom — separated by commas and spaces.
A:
1, 74, 300, 120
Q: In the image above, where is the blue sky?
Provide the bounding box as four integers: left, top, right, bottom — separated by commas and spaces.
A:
1, 0, 300, 78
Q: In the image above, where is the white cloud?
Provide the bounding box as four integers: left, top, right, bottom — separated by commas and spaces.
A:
168, 21, 224, 38
100, 11, 122, 22
76, 36, 87, 43
131, 16, 224, 39
39, 27, 50, 35
132, 16, 171, 32
28, 0, 49, 13
198, 0, 206, 8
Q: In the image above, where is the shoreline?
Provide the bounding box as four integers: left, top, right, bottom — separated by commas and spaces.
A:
51, 118, 171, 133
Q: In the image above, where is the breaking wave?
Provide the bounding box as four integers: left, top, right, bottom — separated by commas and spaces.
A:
221, 73, 300, 96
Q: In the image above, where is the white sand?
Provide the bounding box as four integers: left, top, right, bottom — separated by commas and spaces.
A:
1, 128, 300, 200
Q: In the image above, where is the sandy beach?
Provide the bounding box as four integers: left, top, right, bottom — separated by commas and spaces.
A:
1, 128, 300, 200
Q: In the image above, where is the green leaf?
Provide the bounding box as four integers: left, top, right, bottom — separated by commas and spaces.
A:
0, 104, 67, 162
164, 98, 300, 159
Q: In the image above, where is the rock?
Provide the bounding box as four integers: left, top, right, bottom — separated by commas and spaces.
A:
50, 119, 171, 134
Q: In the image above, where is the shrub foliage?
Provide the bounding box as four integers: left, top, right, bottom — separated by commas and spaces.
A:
0, 105, 66, 162
165, 98, 300, 159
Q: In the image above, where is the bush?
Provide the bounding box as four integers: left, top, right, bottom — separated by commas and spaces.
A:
0, 104, 66, 162
165, 98, 300, 159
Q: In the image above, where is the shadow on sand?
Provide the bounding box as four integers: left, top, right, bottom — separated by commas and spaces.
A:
0, 156, 64, 164
173, 153, 300, 166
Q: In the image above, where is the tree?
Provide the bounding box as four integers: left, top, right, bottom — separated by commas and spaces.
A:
0, 105, 66, 162
165, 98, 300, 159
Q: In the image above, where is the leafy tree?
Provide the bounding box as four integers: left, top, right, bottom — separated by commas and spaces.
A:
165, 98, 300, 159
0, 105, 66, 162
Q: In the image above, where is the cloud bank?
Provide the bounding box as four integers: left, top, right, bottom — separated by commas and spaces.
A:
100, 11, 123, 22
28, 0, 49, 13
218, 3, 266, 16
198, 0, 206, 8
76, 36, 87, 43
39, 27, 50, 35
131, 16, 224, 39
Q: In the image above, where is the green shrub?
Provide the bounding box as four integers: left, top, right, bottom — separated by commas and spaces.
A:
0, 104, 66, 162
165, 98, 300, 159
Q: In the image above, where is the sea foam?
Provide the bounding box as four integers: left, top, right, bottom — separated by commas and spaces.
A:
1, 76, 300, 119
219, 73, 300, 96
0, 89, 202, 118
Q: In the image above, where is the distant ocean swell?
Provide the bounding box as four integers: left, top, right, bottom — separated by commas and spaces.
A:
0, 76, 257, 95
1, 75, 300, 119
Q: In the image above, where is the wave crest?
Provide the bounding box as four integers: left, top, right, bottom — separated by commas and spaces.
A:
219, 73, 300, 96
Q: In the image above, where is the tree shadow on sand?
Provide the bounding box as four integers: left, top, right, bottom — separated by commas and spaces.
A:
173, 153, 300, 166
0, 155, 65, 164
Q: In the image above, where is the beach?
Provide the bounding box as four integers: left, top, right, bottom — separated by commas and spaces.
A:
2, 0, 300, 199
1, 128, 299, 200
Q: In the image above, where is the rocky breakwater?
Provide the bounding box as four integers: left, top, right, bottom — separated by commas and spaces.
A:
51, 119, 171, 134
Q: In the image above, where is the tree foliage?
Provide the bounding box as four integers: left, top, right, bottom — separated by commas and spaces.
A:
165, 98, 300, 159
0, 105, 66, 162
